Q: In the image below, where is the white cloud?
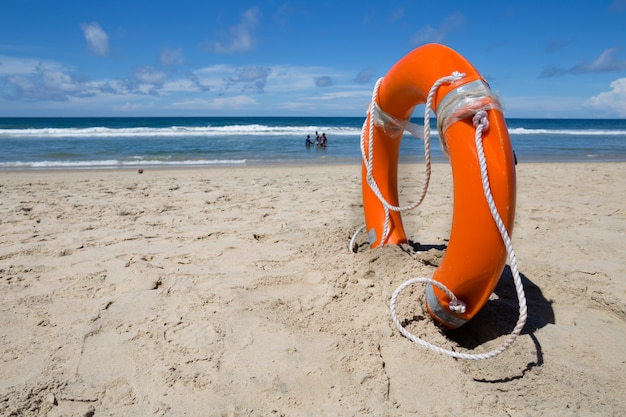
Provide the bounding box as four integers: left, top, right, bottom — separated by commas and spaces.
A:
584, 48, 626, 72
354, 68, 375, 84
0, 55, 65, 75
266, 65, 318, 91
161, 77, 200, 93
587, 78, 626, 117
134, 66, 167, 85
40, 68, 79, 93
2, 60, 96, 101
226, 66, 272, 92
0, 55, 172, 102
113, 101, 155, 112
412, 12, 465, 45
188, 64, 344, 94
164, 65, 234, 93
190, 64, 285, 94
159, 48, 184, 67
315, 76, 334, 87
184, 71, 211, 92
212, 8, 259, 53
308, 91, 372, 101
276, 101, 316, 111
80, 22, 109, 56
541, 47, 626, 78
207, 95, 257, 109
170, 95, 257, 110
199, 63, 235, 72
0, 57, 371, 115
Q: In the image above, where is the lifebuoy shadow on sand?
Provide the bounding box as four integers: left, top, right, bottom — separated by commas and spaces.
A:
449, 266, 554, 382
404, 239, 554, 380
444, 265, 555, 349
405, 241, 555, 347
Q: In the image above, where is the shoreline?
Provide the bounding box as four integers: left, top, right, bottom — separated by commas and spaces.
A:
1, 158, 625, 174
1, 162, 625, 416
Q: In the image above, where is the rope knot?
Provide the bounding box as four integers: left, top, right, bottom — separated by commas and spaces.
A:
472, 110, 489, 131
449, 300, 466, 314
450, 71, 465, 82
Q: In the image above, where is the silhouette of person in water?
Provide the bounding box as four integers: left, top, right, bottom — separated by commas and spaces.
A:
305, 135, 313, 146
320, 133, 327, 147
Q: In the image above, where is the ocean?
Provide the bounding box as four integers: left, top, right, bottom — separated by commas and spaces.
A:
1, 117, 625, 169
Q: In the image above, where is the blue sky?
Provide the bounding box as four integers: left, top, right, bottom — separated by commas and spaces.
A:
1, 0, 626, 118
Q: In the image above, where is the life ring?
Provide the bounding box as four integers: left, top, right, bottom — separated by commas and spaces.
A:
361, 43, 516, 328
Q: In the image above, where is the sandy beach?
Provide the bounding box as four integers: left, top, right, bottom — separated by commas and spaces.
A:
1, 162, 625, 416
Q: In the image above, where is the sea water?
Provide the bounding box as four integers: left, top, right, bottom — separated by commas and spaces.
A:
0, 117, 625, 169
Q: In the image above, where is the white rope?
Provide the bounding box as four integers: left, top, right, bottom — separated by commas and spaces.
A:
349, 73, 463, 253
350, 71, 527, 359
389, 107, 527, 360
349, 224, 365, 253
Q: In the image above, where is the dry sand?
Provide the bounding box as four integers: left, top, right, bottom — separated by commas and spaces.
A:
1, 162, 625, 416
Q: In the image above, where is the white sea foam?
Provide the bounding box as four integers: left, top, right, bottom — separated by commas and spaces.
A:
3, 125, 625, 139
0, 125, 362, 138
0, 159, 247, 168
508, 127, 626, 136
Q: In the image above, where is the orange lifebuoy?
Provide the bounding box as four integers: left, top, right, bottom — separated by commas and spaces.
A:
361, 43, 516, 328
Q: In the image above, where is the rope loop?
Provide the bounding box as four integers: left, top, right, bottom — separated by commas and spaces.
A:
391, 102, 527, 360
